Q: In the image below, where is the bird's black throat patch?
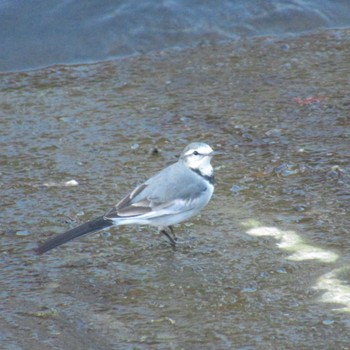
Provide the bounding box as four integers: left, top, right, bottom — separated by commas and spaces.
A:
191, 168, 215, 185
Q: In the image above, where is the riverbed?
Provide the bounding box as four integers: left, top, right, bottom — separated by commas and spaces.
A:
1, 28, 350, 349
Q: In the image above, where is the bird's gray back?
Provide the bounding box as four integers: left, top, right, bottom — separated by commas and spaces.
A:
132, 161, 208, 205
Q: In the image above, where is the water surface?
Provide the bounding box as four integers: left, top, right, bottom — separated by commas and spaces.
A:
2, 0, 350, 71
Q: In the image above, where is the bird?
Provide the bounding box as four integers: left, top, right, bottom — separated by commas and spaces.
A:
36, 142, 217, 254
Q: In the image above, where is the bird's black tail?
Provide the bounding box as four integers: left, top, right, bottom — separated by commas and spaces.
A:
36, 216, 112, 255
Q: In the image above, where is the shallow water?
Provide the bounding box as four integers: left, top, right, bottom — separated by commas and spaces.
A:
1, 28, 350, 349
2, 0, 350, 72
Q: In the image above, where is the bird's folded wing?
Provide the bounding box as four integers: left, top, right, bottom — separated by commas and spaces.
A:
105, 183, 152, 218
104, 181, 207, 219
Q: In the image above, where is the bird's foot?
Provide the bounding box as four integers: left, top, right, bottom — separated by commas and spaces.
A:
160, 226, 177, 248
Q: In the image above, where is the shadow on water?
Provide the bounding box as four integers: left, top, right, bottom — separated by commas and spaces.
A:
1, 28, 350, 349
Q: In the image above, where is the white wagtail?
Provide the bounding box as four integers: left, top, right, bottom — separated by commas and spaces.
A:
36, 142, 217, 254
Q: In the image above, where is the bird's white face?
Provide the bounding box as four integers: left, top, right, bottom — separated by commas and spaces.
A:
181, 143, 215, 176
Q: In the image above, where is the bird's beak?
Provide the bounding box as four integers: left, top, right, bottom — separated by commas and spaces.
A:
209, 150, 223, 157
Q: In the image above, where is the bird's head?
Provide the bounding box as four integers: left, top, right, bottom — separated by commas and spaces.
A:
180, 142, 216, 177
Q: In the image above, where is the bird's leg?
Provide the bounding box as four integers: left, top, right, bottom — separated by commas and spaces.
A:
159, 227, 177, 248
168, 226, 177, 242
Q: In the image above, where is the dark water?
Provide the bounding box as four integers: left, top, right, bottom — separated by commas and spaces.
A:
2, 0, 350, 72
1, 26, 350, 348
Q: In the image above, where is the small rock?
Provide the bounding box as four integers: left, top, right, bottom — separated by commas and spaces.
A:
294, 205, 306, 212
280, 43, 290, 52
101, 231, 111, 238
65, 179, 79, 186
274, 163, 299, 177
327, 165, 345, 180
231, 184, 247, 195
241, 286, 257, 293
16, 230, 31, 236
276, 267, 287, 274
322, 319, 334, 326
149, 147, 159, 155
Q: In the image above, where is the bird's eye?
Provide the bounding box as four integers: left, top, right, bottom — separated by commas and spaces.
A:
193, 151, 199, 156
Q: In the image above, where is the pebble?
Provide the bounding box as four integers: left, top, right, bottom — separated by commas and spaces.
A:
241, 286, 257, 293
274, 163, 299, 177
322, 319, 334, 326
101, 231, 111, 238
231, 184, 247, 195
16, 230, 31, 236
65, 179, 79, 186
276, 267, 287, 274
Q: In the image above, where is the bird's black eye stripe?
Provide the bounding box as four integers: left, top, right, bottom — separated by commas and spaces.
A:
193, 151, 199, 155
